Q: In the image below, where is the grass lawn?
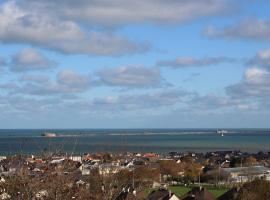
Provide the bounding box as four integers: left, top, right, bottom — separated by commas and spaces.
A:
169, 185, 229, 198
169, 186, 192, 197
207, 188, 229, 198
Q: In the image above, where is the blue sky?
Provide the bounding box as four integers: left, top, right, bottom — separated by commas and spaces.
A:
1, 0, 270, 128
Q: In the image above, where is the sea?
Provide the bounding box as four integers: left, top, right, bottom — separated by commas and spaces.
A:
0, 129, 270, 155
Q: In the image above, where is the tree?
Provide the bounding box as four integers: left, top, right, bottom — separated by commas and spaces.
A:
183, 163, 202, 184
243, 156, 257, 167
230, 157, 242, 168
201, 168, 229, 184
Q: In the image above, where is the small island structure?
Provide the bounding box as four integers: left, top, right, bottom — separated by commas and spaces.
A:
41, 132, 57, 137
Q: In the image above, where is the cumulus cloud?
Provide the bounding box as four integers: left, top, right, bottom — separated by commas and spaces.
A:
189, 93, 255, 112
0, 1, 148, 56
0, 87, 192, 117
157, 56, 236, 68
97, 66, 167, 88
191, 94, 231, 109
0, 57, 6, 66
11, 48, 55, 71
226, 49, 270, 100
248, 49, 270, 68
1, 85, 257, 122
57, 70, 91, 89
1, 70, 92, 96
203, 18, 270, 40
0, 85, 263, 126
1, 65, 167, 96
0, 57, 6, 72
18, 0, 229, 26
92, 89, 192, 110
226, 67, 270, 98
0, 88, 195, 125
19, 74, 50, 83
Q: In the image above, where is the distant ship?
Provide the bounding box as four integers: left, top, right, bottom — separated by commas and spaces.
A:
41, 132, 57, 137
217, 130, 228, 136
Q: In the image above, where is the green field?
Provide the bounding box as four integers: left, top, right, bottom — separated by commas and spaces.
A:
169, 185, 229, 198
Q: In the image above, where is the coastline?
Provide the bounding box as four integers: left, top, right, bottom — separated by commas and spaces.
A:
0, 129, 270, 155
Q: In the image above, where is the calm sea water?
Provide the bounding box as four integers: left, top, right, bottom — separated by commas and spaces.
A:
0, 129, 269, 155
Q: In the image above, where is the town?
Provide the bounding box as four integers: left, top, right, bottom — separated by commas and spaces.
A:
0, 150, 270, 199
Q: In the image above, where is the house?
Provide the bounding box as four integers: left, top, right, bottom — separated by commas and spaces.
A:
0, 166, 4, 173
1, 167, 16, 177
79, 164, 91, 175
51, 158, 65, 164
181, 187, 216, 200
146, 188, 180, 200
0, 192, 11, 200
35, 190, 48, 200
0, 177, 5, 183
82, 154, 94, 161
69, 156, 82, 163
76, 180, 86, 186
99, 164, 121, 175
152, 181, 161, 188
143, 153, 159, 162
0, 157, 6, 162
223, 166, 270, 183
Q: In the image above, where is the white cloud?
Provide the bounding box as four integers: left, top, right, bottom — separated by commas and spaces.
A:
248, 49, 270, 68
0, 88, 194, 124
97, 66, 166, 88
244, 68, 268, 84
225, 50, 270, 99
157, 56, 236, 68
19, 74, 50, 83
203, 18, 270, 40
0, 57, 6, 72
18, 0, 229, 26
11, 48, 55, 71
0, 57, 6, 66
0, 70, 92, 96
91, 88, 192, 112
226, 67, 270, 98
57, 70, 91, 89
257, 49, 270, 60
0, 1, 148, 56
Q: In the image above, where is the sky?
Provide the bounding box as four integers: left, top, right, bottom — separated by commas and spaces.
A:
1, 0, 270, 128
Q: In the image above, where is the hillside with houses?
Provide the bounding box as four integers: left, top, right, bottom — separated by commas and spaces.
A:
0, 150, 270, 199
